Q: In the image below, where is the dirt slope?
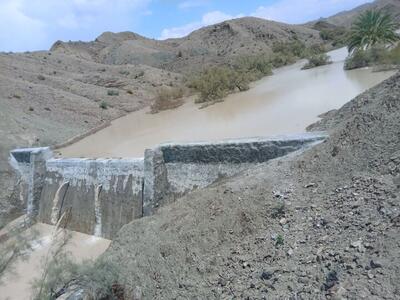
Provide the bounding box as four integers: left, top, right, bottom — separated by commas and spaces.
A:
104, 73, 400, 299
0, 50, 182, 224
319, 0, 400, 27
51, 17, 321, 73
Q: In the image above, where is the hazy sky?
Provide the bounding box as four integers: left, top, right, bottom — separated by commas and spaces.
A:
0, 0, 372, 52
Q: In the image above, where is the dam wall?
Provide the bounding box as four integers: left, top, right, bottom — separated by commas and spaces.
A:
10, 133, 325, 239
143, 136, 325, 215
39, 158, 144, 239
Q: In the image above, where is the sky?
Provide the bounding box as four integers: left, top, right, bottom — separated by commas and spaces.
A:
0, 0, 372, 52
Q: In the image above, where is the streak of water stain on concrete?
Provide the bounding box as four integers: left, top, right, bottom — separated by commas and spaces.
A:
59, 48, 396, 158
0, 223, 110, 300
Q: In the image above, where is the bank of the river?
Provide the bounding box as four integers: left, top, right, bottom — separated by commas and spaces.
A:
59, 47, 395, 158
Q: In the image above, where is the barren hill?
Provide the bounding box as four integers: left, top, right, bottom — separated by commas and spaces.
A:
51, 17, 321, 73
317, 0, 400, 27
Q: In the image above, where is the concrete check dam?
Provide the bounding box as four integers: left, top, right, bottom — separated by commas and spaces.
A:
8, 48, 395, 239
9, 134, 325, 239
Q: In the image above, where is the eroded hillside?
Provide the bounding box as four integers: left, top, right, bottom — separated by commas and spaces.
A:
105, 71, 400, 299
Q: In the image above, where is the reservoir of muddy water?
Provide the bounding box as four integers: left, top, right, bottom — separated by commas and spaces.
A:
60, 48, 396, 158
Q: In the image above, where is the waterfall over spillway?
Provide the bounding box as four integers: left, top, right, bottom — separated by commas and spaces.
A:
94, 184, 103, 237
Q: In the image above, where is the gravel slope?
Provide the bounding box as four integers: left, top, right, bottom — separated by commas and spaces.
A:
104, 73, 400, 299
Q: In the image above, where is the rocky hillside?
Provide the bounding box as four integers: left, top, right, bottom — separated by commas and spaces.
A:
52, 17, 321, 73
105, 72, 400, 299
317, 0, 400, 27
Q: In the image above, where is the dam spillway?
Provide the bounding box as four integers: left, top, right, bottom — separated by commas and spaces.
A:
9, 133, 326, 239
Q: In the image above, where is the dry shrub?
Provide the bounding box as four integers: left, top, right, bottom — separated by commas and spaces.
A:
150, 86, 185, 113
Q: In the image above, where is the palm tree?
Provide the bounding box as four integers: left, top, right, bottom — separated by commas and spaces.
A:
348, 9, 399, 53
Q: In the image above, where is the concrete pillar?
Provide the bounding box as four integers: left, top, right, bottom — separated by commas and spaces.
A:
143, 148, 169, 216
9, 147, 53, 221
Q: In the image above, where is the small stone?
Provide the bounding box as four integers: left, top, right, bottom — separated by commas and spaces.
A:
287, 248, 294, 256
260, 271, 273, 280
367, 271, 374, 279
298, 277, 309, 284
370, 260, 383, 269
304, 182, 316, 188
279, 218, 287, 225
350, 240, 365, 253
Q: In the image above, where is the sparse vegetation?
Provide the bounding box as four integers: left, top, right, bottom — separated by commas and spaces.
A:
271, 202, 286, 219
99, 101, 108, 109
272, 40, 308, 58
234, 54, 273, 81
32, 255, 122, 300
107, 90, 119, 96
189, 66, 250, 103
275, 234, 284, 247
344, 44, 400, 70
189, 42, 326, 103
151, 86, 185, 113
302, 53, 332, 70
0, 221, 37, 282
319, 27, 348, 47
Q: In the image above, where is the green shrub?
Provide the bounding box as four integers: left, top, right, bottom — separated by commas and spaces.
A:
32, 255, 123, 300
0, 223, 38, 281
190, 66, 250, 103
107, 90, 119, 96
275, 234, 284, 247
270, 53, 296, 68
344, 49, 371, 70
272, 40, 308, 58
99, 101, 108, 109
320, 27, 348, 47
302, 53, 332, 70
344, 45, 399, 70
380, 44, 400, 65
234, 55, 273, 81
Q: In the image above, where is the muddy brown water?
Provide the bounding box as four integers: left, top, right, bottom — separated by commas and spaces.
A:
60, 48, 396, 158
0, 223, 110, 299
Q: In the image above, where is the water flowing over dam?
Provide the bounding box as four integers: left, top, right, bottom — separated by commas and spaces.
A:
10, 134, 325, 239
